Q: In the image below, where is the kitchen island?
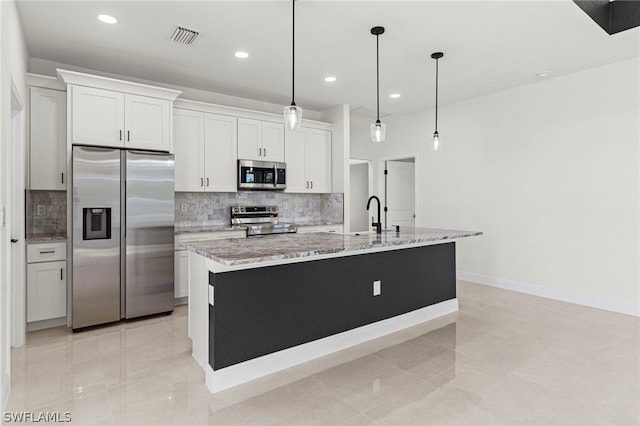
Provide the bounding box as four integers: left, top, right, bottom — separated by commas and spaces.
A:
185, 227, 481, 393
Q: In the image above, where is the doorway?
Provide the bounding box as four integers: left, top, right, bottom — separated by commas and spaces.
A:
349, 159, 372, 232
380, 157, 416, 230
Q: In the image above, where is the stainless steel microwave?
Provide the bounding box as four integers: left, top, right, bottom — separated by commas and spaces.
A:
238, 159, 286, 190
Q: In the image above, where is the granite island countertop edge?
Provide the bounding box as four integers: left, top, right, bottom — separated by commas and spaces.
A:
184, 227, 482, 267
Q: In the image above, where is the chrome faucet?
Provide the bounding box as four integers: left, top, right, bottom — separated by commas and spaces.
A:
366, 196, 382, 234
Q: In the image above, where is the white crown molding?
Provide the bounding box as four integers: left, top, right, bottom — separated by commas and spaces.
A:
56, 69, 181, 101
174, 98, 333, 130
457, 271, 639, 317
26, 73, 65, 91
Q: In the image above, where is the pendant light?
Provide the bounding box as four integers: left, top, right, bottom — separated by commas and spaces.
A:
284, 0, 302, 130
431, 52, 444, 150
370, 26, 386, 143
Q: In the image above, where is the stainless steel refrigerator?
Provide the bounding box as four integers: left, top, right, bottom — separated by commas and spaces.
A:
72, 146, 174, 330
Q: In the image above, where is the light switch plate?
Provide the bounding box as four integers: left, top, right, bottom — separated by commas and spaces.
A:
373, 280, 381, 296
36, 205, 45, 216
180, 202, 188, 212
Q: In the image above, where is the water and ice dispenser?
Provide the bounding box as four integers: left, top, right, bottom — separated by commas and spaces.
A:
82, 208, 111, 240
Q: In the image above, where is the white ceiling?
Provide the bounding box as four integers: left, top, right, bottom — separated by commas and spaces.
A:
16, 0, 640, 117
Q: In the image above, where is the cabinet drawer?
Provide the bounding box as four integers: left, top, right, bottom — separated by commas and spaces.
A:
175, 231, 246, 249
27, 242, 67, 263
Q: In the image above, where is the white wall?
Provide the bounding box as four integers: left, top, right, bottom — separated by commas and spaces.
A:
0, 0, 29, 411
353, 58, 639, 313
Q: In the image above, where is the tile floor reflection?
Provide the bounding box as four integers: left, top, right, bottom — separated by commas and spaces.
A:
7, 281, 639, 425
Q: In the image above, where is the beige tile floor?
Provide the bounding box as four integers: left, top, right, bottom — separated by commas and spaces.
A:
6, 281, 639, 426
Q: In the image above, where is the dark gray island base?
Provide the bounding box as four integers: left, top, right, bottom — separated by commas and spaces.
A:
185, 228, 481, 393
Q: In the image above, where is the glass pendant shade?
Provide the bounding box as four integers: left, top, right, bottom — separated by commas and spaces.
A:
371, 120, 386, 143
284, 104, 303, 130
433, 131, 441, 151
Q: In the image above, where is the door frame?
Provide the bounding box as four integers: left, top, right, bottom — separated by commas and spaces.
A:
377, 153, 419, 229
10, 79, 26, 348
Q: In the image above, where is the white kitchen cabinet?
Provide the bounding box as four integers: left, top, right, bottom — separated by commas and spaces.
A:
71, 86, 171, 151
29, 87, 67, 190
237, 118, 284, 162
296, 224, 344, 234
174, 109, 237, 192
285, 127, 332, 193
174, 230, 246, 301
175, 250, 189, 300
26, 242, 67, 323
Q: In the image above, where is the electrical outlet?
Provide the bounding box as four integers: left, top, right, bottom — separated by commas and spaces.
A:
373, 280, 381, 296
180, 202, 188, 212
36, 205, 45, 216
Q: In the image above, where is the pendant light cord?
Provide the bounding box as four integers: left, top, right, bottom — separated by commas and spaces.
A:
376, 33, 380, 122
434, 57, 439, 132
291, 0, 295, 105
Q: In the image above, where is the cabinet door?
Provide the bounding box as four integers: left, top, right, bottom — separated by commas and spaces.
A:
204, 113, 238, 192
175, 250, 188, 299
260, 122, 285, 162
125, 94, 172, 152
174, 109, 205, 192
27, 261, 66, 322
29, 87, 67, 190
71, 86, 125, 147
237, 118, 262, 160
306, 129, 332, 193
284, 128, 308, 193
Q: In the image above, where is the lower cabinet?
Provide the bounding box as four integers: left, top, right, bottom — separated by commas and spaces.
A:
174, 230, 246, 301
26, 242, 67, 323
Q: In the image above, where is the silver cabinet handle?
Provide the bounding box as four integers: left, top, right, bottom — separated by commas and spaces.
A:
264, 148, 267, 157
119, 130, 122, 141
60, 268, 63, 280
306, 181, 309, 189
310, 181, 313, 189
127, 130, 130, 142
206, 177, 210, 187
39, 250, 55, 254
61, 173, 64, 184
259, 147, 262, 157
200, 177, 204, 187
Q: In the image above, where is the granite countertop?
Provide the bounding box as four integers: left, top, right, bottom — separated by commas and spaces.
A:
185, 227, 482, 266
175, 225, 245, 234
26, 234, 67, 243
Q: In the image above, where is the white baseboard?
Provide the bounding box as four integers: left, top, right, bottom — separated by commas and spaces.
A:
457, 271, 639, 317
2, 372, 9, 414
206, 298, 458, 393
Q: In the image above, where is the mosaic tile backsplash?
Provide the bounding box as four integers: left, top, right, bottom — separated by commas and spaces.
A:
175, 192, 344, 227
26, 190, 67, 237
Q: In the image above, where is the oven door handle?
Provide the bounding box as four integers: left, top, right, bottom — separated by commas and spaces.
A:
273, 165, 278, 187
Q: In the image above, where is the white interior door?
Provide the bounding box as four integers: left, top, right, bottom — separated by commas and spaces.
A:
386, 160, 415, 229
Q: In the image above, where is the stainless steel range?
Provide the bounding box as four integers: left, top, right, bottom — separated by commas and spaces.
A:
231, 206, 297, 236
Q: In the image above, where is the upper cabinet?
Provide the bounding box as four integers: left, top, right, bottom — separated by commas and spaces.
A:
57, 69, 181, 152
285, 127, 332, 193
237, 118, 284, 162
174, 109, 237, 192
29, 86, 67, 190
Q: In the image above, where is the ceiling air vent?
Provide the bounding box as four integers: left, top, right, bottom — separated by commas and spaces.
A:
170, 26, 200, 45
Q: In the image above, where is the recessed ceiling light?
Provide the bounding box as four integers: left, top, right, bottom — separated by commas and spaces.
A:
536, 71, 551, 79
390, 93, 401, 99
234, 51, 249, 59
324, 76, 337, 83
97, 14, 118, 24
